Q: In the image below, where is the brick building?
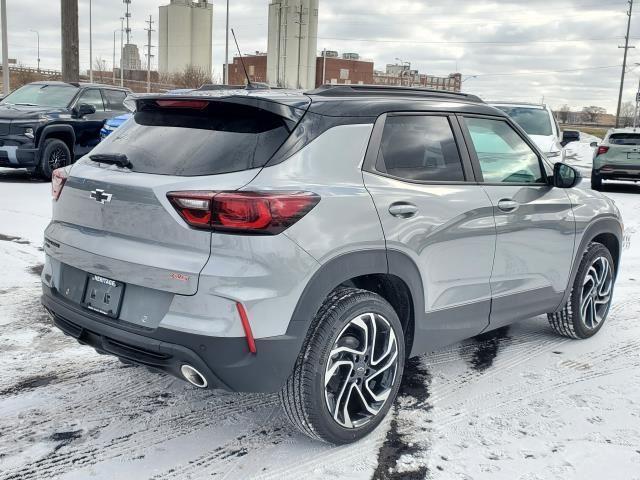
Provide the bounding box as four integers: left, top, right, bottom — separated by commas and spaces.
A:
226, 53, 461, 93
315, 55, 374, 86
227, 53, 268, 85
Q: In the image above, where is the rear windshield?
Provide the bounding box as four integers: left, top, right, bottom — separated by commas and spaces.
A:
609, 133, 640, 145
89, 101, 295, 176
494, 106, 553, 136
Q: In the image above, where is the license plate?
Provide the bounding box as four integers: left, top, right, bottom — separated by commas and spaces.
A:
627, 152, 640, 160
83, 274, 125, 318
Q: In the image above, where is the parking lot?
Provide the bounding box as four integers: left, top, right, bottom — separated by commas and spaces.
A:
1, 137, 640, 479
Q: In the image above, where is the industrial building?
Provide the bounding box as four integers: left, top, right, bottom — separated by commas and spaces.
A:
158, 0, 213, 75
266, 0, 319, 89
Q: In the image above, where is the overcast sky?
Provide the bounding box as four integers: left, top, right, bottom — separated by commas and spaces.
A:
2, 0, 639, 112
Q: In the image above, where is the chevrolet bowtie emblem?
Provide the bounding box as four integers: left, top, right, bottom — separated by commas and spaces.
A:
90, 189, 113, 204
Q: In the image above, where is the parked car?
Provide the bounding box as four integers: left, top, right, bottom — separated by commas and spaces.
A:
0, 81, 132, 179
591, 127, 640, 190
42, 85, 623, 444
490, 102, 564, 160
100, 113, 131, 140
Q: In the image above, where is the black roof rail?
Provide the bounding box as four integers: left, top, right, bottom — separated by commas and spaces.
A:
305, 84, 483, 103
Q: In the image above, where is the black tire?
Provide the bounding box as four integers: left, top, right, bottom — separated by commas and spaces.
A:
548, 242, 615, 339
591, 172, 602, 191
37, 138, 72, 180
280, 287, 405, 444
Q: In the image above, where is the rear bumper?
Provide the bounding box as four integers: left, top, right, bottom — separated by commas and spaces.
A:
42, 286, 304, 393
594, 164, 640, 180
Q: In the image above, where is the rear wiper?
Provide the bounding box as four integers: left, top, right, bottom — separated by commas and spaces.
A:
89, 153, 132, 168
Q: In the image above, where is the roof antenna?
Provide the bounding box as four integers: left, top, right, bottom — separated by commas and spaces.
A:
231, 28, 252, 89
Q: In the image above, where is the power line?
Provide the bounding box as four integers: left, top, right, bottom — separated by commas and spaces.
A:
313, 36, 624, 45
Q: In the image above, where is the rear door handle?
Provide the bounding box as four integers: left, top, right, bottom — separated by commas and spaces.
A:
389, 203, 418, 218
497, 199, 520, 213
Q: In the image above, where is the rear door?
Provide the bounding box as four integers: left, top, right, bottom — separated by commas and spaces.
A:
363, 113, 496, 352
46, 96, 307, 297
102, 89, 129, 115
73, 88, 110, 155
604, 132, 640, 164
459, 115, 575, 328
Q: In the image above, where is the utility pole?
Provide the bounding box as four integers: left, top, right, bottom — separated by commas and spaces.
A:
616, 0, 634, 128
295, 4, 305, 89
145, 15, 155, 93
224, 0, 229, 84
61, 0, 80, 83
322, 48, 326, 85
1, 0, 8, 95
89, 0, 93, 82
120, 17, 124, 87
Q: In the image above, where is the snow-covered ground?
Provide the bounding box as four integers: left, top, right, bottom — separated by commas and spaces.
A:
1, 136, 639, 480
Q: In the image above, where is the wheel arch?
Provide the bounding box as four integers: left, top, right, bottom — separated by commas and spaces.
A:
554, 217, 623, 313
286, 249, 424, 358
37, 125, 76, 157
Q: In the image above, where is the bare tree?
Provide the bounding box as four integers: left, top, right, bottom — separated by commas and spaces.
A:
558, 104, 571, 124
171, 65, 211, 89
619, 101, 635, 127
14, 64, 38, 88
94, 57, 107, 83
582, 106, 606, 124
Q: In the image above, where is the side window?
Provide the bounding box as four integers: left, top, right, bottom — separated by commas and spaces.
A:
103, 89, 127, 111
375, 115, 465, 182
77, 89, 105, 112
464, 117, 544, 184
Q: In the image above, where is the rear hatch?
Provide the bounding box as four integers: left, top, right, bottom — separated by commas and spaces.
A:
603, 132, 640, 164
46, 93, 309, 296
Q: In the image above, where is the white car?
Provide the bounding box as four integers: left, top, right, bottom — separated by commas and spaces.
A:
490, 102, 564, 161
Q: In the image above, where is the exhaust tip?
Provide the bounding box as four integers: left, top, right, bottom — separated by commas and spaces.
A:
181, 364, 208, 388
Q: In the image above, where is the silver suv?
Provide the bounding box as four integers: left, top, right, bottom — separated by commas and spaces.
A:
41, 85, 623, 445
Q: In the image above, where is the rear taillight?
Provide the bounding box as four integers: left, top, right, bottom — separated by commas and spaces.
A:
167, 191, 320, 235
52, 168, 68, 201
597, 146, 609, 156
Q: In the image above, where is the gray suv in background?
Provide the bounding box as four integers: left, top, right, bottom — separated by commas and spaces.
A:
41, 85, 623, 444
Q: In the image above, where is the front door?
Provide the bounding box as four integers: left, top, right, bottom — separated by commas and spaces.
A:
460, 115, 575, 328
363, 113, 496, 353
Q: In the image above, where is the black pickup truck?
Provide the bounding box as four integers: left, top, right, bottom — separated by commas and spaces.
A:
0, 81, 131, 179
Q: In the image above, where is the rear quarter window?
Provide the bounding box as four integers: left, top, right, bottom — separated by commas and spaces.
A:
89, 101, 294, 176
609, 133, 640, 145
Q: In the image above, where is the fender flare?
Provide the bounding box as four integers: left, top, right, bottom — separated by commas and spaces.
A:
36, 124, 76, 151
554, 216, 623, 312
285, 248, 424, 346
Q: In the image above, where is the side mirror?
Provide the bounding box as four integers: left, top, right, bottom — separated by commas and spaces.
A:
590, 142, 598, 148
75, 103, 96, 118
561, 130, 580, 147
553, 162, 580, 188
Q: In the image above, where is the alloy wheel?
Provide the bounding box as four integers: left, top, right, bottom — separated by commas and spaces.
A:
324, 312, 399, 429
48, 146, 68, 170
580, 256, 613, 329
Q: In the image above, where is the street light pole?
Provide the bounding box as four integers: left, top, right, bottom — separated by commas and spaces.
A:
30, 30, 40, 73
113, 30, 117, 85
89, 0, 93, 82
1, 0, 9, 95
120, 17, 124, 87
